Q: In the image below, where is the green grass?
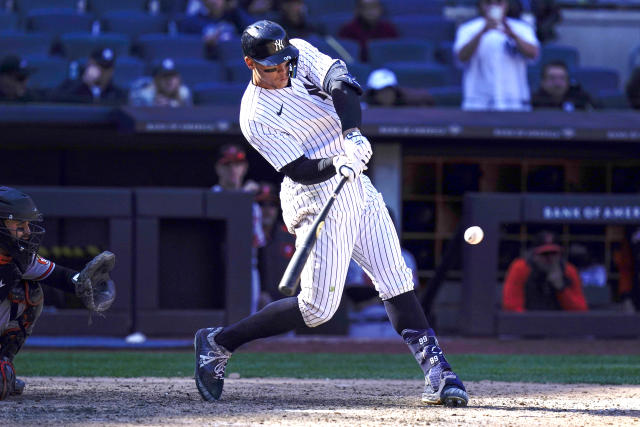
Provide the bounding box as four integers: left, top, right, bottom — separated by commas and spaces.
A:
15, 351, 640, 385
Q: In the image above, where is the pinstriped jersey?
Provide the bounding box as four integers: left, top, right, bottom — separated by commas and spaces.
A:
239, 38, 345, 172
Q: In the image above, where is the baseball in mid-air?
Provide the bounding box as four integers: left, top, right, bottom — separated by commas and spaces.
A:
464, 226, 484, 245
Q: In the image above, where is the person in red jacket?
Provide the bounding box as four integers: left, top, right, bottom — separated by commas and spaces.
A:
338, 0, 398, 62
502, 230, 588, 312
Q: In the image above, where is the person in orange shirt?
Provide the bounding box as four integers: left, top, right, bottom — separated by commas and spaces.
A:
502, 230, 588, 312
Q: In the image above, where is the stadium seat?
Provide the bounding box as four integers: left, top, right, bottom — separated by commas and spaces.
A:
193, 82, 246, 106
573, 66, 620, 94
26, 8, 96, 37
381, 0, 446, 16
0, 31, 52, 56
113, 55, 146, 89
527, 64, 542, 92
435, 41, 455, 66
385, 62, 450, 88
346, 61, 372, 87
0, 11, 18, 31
14, 0, 79, 17
368, 39, 435, 68
540, 44, 580, 71
158, 0, 188, 16
152, 57, 226, 86
313, 12, 352, 38
101, 10, 167, 41
305, 0, 356, 17
428, 85, 463, 107
88, 0, 149, 16
23, 55, 69, 89
597, 89, 630, 110
135, 33, 204, 60
59, 32, 130, 60
393, 15, 456, 43
225, 60, 251, 83
214, 37, 242, 62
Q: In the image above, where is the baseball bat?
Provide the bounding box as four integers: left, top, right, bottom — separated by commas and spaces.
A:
278, 176, 349, 296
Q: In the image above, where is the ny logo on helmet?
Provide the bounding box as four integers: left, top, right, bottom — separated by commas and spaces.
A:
273, 39, 285, 50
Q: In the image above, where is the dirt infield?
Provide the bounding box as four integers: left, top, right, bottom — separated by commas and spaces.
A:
1, 377, 639, 426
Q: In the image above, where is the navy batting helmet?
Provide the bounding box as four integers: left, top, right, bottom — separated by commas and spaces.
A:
241, 20, 299, 77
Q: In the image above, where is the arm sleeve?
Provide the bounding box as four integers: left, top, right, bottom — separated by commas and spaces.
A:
502, 258, 530, 312
280, 156, 336, 185
556, 263, 589, 311
39, 264, 77, 294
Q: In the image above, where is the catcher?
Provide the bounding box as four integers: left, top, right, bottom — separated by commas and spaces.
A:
0, 186, 116, 400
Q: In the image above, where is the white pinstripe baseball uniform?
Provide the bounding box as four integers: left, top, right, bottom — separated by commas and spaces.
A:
239, 38, 414, 327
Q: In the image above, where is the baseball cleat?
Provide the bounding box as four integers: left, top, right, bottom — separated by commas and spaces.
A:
402, 328, 469, 407
11, 378, 25, 395
194, 327, 231, 402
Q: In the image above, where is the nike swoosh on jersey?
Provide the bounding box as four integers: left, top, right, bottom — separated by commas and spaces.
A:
277, 104, 283, 116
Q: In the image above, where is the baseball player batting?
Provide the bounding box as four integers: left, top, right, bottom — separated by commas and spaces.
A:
194, 20, 468, 407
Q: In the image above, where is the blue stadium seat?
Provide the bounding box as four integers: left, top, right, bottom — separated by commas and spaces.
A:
193, 82, 246, 106
527, 64, 542, 92
313, 12, 352, 38
368, 39, 435, 68
393, 15, 456, 43
59, 32, 130, 60
428, 85, 462, 107
346, 61, 372, 86
23, 55, 69, 89
598, 89, 630, 110
381, 0, 446, 16
540, 44, 580, 71
158, 0, 188, 16
0, 11, 18, 31
101, 10, 167, 41
0, 31, 52, 56
385, 62, 450, 88
151, 57, 226, 86
26, 8, 96, 37
215, 37, 242, 62
113, 55, 145, 89
15, 0, 79, 17
225, 60, 251, 83
573, 66, 620, 94
305, 0, 356, 17
89, 0, 149, 16
135, 33, 204, 60
435, 41, 454, 66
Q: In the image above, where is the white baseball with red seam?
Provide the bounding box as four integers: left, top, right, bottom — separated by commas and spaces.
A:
464, 226, 484, 245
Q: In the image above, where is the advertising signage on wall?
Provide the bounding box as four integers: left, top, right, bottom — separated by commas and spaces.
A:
523, 195, 640, 223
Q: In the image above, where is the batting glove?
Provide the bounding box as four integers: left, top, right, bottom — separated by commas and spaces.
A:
344, 130, 372, 168
333, 155, 364, 182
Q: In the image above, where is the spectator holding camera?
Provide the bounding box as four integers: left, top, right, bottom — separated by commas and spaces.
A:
51, 47, 126, 105
454, 0, 539, 111
129, 58, 193, 107
502, 231, 588, 312
532, 61, 598, 111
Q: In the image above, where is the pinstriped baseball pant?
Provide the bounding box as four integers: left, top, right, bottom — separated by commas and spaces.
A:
281, 174, 414, 327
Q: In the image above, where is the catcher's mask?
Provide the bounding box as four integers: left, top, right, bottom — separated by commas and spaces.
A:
0, 186, 45, 263
241, 20, 299, 78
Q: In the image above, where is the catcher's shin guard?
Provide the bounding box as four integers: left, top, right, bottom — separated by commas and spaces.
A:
194, 327, 231, 401
0, 281, 44, 361
0, 358, 16, 400
402, 328, 468, 407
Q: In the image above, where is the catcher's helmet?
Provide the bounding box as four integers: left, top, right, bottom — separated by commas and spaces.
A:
0, 186, 45, 263
241, 20, 299, 77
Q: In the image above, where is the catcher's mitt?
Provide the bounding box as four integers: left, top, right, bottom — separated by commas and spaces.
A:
73, 251, 116, 319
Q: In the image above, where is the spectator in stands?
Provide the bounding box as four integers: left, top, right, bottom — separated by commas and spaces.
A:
212, 144, 266, 314
51, 47, 126, 105
362, 68, 434, 108
502, 230, 588, 312
626, 67, 640, 110
454, 0, 539, 111
613, 226, 640, 313
277, 0, 324, 39
181, 0, 253, 59
0, 55, 41, 103
338, 0, 398, 63
532, 0, 562, 44
531, 61, 598, 111
129, 58, 193, 107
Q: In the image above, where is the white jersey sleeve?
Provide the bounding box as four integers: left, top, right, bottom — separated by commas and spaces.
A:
241, 118, 305, 171
290, 38, 341, 91
21, 254, 55, 281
